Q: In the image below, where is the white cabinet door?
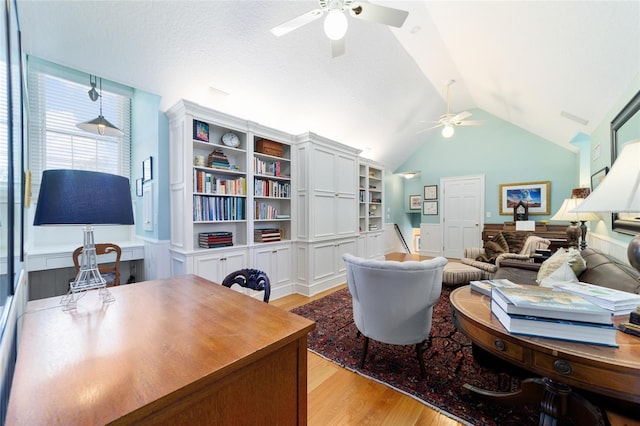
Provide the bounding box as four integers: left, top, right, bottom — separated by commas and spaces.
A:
253, 243, 291, 287
366, 232, 384, 259
193, 249, 248, 283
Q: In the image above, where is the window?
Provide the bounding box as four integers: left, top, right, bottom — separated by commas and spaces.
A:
27, 57, 132, 189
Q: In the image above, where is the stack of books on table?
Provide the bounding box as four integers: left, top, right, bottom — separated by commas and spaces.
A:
199, 231, 233, 248
254, 228, 281, 243
207, 149, 230, 169
552, 282, 640, 316
490, 286, 618, 347
470, 278, 523, 296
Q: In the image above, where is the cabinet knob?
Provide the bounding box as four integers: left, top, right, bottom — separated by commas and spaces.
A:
494, 339, 506, 351
553, 360, 573, 375
220, 257, 227, 261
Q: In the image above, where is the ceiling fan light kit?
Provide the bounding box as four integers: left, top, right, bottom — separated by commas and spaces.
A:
270, 0, 409, 57
324, 9, 348, 40
441, 124, 454, 138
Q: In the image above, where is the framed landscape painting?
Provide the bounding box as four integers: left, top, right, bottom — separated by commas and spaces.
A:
409, 195, 421, 210
499, 181, 550, 215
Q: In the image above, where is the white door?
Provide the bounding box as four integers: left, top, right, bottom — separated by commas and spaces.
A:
441, 175, 484, 259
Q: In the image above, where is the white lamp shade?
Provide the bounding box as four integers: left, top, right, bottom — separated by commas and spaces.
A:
551, 198, 599, 222
572, 139, 640, 213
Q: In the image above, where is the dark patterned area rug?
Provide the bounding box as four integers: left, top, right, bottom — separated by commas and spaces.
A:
292, 287, 540, 426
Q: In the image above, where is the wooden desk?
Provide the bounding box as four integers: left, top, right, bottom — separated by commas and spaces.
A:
7, 275, 315, 425
450, 286, 640, 424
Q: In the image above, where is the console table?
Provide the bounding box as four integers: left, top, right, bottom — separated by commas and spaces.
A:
6, 275, 315, 425
450, 286, 640, 424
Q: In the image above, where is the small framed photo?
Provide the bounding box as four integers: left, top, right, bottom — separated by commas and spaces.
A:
193, 119, 209, 142
136, 178, 143, 197
409, 195, 421, 210
591, 166, 609, 190
143, 157, 153, 182
423, 185, 437, 200
423, 201, 438, 215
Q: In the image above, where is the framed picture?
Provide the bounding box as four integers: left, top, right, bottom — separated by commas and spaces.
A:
423, 185, 437, 200
143, 157, 153, 182
499, 181, 550, 215
136, 178, 143, 197
193, 119, 209, 142
423, 201, 438, 215
409, 195, 421, 210
591, 166, 609, 190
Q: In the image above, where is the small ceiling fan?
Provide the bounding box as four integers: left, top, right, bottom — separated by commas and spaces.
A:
419, 80, 483, 138
270, 0, 409, 58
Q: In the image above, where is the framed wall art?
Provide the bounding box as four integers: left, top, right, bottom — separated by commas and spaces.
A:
409, 195, 421, 210
143, 157, 153, 182
193, 119, 209, 142
423, 201, 438, 215
499, 181, 550, 215
423, 185, 437, 200
590, 166, 608, 190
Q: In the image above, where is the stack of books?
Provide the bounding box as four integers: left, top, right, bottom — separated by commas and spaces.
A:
207, 149, 230, 169
490, 286, 618, 347
470, 278, 523, 296
198, 231, 233, 248
552, 282, 640, 316
254, 228, 282, 243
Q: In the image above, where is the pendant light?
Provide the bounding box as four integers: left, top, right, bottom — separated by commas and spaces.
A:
76, 76, 124, 137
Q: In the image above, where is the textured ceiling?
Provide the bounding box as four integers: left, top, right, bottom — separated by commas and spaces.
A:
17, 1, 640, 171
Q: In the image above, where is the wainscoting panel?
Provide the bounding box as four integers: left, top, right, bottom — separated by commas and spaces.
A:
420, 224, 442, 257
588, 232, 631, 264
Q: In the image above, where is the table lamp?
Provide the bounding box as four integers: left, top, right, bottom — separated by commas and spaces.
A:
571, 139, 640, 273
33, 169, 134, 309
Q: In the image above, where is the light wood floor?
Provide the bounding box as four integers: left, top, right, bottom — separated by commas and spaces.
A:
272, 253, 639, 426
271, 252, 463, 426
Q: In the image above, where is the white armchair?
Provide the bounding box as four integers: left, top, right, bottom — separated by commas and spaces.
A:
342, 253, 448, 377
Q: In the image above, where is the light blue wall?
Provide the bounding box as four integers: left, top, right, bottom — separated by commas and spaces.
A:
581, 73, 640, 246
390, 108, 578, 227
131, 90, 170, 240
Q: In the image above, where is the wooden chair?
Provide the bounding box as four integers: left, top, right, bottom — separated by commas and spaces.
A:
72, 243, 122, 287
222, 269, 271, 303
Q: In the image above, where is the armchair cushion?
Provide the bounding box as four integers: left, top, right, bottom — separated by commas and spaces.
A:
536, 247, 587, 284
475, 232, 509, 264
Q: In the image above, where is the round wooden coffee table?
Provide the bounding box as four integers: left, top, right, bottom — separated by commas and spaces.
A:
449, 286, 640, 425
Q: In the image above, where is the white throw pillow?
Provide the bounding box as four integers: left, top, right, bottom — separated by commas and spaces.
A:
536, 248, 567, 284
540, 260, 579, 288
566, 247, 587, 276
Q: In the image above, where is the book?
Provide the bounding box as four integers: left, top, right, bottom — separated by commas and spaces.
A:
490, 300, 618, 347
552, 282, 640, 316
492, 286, 613, 325
469, 279, 523, 296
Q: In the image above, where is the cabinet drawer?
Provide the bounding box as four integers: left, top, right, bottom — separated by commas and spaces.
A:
454, 313, 525, 363
532, 352, 640, 398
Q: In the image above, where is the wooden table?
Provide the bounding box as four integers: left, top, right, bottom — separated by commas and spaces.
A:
450, 286, 640, 425
6, 274, 315, 425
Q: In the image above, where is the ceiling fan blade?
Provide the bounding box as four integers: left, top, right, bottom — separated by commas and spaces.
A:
452, 111, 472, 122
331, 38, 345, 58
417, 123, 444, 134
349, 2, 409, 28
270, 9, 323, 37
457, 120, 484, 127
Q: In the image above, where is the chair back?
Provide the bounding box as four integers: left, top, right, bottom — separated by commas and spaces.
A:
343, 253, 448, 346
72, 243, 122, 286
222, 269, 271, 303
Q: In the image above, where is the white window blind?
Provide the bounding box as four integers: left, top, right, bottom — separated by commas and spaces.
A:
27, 58, 132, 188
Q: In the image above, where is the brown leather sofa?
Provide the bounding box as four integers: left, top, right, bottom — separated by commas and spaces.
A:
494, 247, 640, 294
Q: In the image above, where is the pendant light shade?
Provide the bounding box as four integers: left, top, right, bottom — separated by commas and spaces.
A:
76, 76, 124, 137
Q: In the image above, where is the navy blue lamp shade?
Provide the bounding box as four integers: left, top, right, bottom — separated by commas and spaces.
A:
33, 169, 134, 226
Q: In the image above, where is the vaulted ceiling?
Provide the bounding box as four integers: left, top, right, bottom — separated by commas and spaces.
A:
18, 1, 640, 170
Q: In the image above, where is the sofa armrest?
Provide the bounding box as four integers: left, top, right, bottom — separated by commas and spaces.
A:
463, 247, 485, 260
496, 253, 533, 268
460, 258, 498, 273
498, 259, 542, 271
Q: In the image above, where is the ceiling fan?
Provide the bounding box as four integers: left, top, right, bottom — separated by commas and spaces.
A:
419, 80, 483, 138
270, 0, 409, 58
